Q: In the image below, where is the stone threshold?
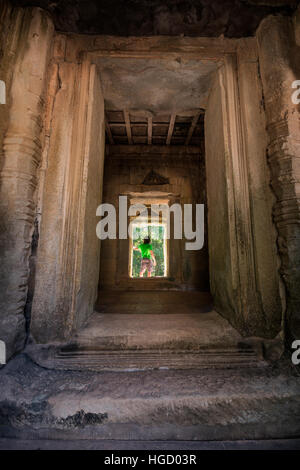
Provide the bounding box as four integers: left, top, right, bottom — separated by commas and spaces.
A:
0, 354, 299, 442
0, 437, 300, 450
26, 346, 267, 372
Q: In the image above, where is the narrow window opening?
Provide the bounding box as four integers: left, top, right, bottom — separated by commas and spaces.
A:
129, 205, 168, 278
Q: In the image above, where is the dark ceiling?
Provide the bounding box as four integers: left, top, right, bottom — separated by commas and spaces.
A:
11, 0, 299, 37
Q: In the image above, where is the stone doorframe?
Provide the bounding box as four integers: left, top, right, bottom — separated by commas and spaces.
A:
0, 7, 54, 359
31, 33, 284, 343
257, 15, 300, 342
76, 36, 282, 338
116, 192, 179, 290
2, 7, 293, 359
30, 57, 106, 344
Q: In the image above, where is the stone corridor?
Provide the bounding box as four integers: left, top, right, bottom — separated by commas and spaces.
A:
1, 0, 300, 448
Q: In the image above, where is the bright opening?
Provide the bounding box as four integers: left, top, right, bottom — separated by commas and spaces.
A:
129, 223, 168, 278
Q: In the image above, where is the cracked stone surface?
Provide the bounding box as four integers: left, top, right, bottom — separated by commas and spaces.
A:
95, 57, 218, 113
0, 353, 299, 440
11, 0, 298, 37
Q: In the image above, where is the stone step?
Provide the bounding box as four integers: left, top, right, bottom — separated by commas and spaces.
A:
25, 310, 278, 372
71, 311, 265, 352
53, 348, 265, 371
96, 291, 213, 314
26, 343, 266, 372
1, 354, 300, 442
1, 437, 300, 450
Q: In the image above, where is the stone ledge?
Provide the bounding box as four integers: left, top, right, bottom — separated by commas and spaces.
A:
1, 437, 300, 450
0, 354, 299, 441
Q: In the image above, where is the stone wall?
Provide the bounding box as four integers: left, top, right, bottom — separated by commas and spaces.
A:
30, 45, 106, 343
257, 14, 300, 342
205, 49, 283, 338
0, 4, 54, 359
99, 145, 209, 292
205, 70, 235, 322
1, 4, 298, 355
237, 39, 284, 335
11, 0, 299, 38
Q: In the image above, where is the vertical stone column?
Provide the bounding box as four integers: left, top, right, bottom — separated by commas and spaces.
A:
31, 50, 106, 343
257, 16, 300, 341
0, 8, 53, 359
206, 58, 244, 333
236, 39, 283, 336
206, 50, 283, 338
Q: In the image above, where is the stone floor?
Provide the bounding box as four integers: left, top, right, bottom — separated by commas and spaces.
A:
0, 353, 299, 442
0, 290, 299, 444
95, 290, 213, 315
26, 293, 270, 371
1, 437, 300, 450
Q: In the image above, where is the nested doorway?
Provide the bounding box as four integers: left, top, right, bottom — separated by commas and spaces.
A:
31, 37, 282, 345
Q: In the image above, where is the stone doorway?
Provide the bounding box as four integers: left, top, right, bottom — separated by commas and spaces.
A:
28, 35, 283, 355
84, 56, 216, 365
0, 10, 285, 359
1, 3, 300, 445
29, 46, 282, 369
97, 55, 212, 293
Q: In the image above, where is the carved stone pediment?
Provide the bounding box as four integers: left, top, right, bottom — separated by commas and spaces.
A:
142, 169, 169, 185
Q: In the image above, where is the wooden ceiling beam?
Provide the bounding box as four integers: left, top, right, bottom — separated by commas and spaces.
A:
166, 113, 176, 145
185, 111, 201, 146
123, 110, 133, 144
109, 122, 167, 127
105, 118, 114, 145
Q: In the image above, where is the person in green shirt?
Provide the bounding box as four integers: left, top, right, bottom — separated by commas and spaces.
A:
133, 237, 157, 277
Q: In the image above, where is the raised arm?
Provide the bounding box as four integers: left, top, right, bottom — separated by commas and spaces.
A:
150, 250, 156, 266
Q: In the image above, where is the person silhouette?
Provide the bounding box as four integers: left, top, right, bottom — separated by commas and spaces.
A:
133, 237, 157, 277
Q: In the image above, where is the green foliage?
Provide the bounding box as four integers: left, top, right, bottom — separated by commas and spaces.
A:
132, 224, 166, 278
